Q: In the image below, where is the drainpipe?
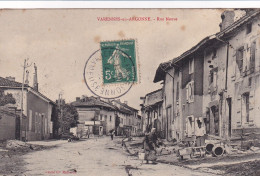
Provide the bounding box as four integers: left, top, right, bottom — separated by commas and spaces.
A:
215, 37, 233, 138
215, 37, 232, 90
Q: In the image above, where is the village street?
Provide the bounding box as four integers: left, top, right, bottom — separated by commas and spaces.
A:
21, 137, 216, 176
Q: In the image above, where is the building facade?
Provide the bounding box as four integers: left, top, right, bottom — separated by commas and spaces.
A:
71, 96, 117, 136
140, 89, 164, 137
0, 76, 56, 141
153, 9, 260, 143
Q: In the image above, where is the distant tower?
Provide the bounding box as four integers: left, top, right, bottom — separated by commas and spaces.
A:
25, 70, 29, 85
33, 63, 38, 91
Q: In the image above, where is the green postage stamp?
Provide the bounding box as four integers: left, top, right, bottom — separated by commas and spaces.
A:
100, 40, 138, 84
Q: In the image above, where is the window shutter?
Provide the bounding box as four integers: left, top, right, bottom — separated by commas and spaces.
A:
191, 81, 194, 102
185, 117, 188, 135
231, 50, 236, 80
236, 97, 242, 126
213, 72, 217, 91
186, 84, 189, 102
192, 117, 195, 135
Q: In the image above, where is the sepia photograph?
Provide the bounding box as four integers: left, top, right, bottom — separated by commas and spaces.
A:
0, 6, 260, 176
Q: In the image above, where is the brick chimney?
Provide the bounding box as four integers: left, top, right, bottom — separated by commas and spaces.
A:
33, 63, 38, 91
5, 76, 15, 82
219, 10, 235, 31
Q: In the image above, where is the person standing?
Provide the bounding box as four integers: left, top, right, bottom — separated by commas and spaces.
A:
111, 130, 115, 140
143, 128, 158, 164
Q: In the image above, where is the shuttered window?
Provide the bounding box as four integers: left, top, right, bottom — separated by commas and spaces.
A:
236, 46, 244, 75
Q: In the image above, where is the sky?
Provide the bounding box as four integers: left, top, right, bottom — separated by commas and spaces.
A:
0, 9, 223, 110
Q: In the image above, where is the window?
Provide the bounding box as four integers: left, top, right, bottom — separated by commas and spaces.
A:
236, 46, 244, 75
212, 49, 217, 59
35, 112, 38, 133
209, 69, 218, 90
110, 116, 112, 121
29, 110, 32, 131
209, 71, 214, 84
186, 81, 194, 103
249, 41, 256, 73
246, 23, 252, 34
189, 58, 194, 74
100, 115, 103, 121
186, 116, 195, 137
105, 115, 107, 122
176, 82, 179, 102
243, 93, 250, 123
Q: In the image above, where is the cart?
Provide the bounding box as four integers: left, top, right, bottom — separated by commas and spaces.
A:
177, 146, 206, 160
177, 136, 206, 160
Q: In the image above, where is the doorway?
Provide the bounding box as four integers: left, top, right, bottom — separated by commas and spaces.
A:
227, 98, 232, 137
211, 106, 219, 136
166, 107, 172, 140
99, 126, 103, 136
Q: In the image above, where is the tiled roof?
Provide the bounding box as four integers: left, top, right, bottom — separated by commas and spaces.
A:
154, 10, 260, 83
0, 76, 55, 105
71, 97, 116, 110
112, 99, 138, 111
0, 77, 28, 88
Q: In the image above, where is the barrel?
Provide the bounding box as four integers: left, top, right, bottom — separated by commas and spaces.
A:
205, 143, 214, 153
212, 145, 225, 157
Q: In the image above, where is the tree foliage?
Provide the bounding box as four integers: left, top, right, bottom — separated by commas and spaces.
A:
0, 89, 16, 106
59, 104, 79, 133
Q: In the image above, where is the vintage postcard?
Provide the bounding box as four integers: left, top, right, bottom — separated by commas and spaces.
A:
0, 7, 260, 176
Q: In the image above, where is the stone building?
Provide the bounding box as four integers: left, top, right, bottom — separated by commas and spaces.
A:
0, 75, 56, 141
140, 89, 164, 137
111, 99, 139, 136
153, 9, 260, 143
71, 96, 116, 136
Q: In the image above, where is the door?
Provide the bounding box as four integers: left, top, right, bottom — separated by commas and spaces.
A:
211, 106, 219, 136
227, 98, 232, 137
99, 126, 103, 136
166, 107, 172, 140
15, 116, 20, 140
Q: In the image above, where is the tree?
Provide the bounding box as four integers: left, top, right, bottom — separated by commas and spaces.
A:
0, 89, 16, 106
59, 104, 79, 133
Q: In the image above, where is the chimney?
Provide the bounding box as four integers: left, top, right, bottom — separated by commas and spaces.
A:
219, 10, 235, 31
25, 70, 29, 85
76, 97, 80, 101
33, 63, 38, 91
124, 101, 128, 105
5, 76, 15, 82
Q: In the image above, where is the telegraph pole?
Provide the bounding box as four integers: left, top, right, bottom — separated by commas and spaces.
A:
20, 58, 32, 141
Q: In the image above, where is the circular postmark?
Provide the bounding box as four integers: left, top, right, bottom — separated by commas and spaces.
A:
83, 47, 136, 99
